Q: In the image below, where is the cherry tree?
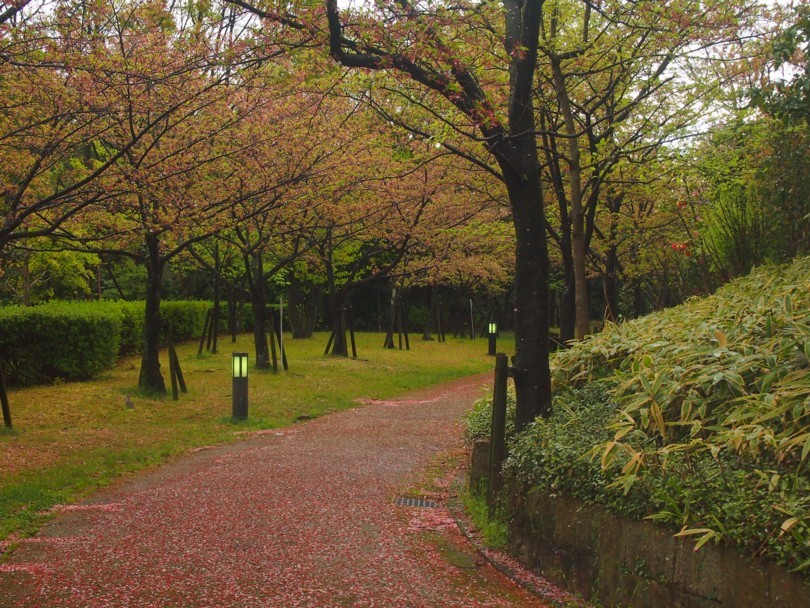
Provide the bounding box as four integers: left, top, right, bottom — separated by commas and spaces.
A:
230, 0, 554, 426
51, 0, 300, 392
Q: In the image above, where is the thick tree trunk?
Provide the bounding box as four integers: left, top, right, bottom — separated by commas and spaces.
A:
318, 0, 552, 425
138, 235, 166, 393
251, 296, 270, 369
506, 176, 552, 431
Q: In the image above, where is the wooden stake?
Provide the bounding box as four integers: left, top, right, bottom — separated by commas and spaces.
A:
0, 361, 12, 429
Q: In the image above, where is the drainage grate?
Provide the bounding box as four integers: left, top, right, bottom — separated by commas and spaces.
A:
395, 497, 439, 508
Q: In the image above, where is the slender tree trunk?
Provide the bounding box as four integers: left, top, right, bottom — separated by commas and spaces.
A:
604, 244, 619, 323
328, 293, 348, 356
22, 254, 31, 306
211, 258, 222, 355
139, 235, 166, 393
247, 254, 270, 370
559, 261, 576, 343
632, 279, 645, 318
422, 284, 437, 340
551, 57, 590, 340
228, 284, 238, 342
287, 276, 317, 339
383, 284, 398, 349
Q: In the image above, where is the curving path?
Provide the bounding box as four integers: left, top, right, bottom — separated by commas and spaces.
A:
0, 373, 551, 607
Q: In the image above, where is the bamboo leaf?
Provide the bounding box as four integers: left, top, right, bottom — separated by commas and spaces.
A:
780, 517, 799, 536
601, 441, 618, 469
650, 401, 666, 437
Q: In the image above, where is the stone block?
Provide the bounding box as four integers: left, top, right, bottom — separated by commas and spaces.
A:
672, 538, 724, 602
720, 552, 769, 607
468, 439, 490, 495
507, 493, 809, 608
766, 558, 810, 608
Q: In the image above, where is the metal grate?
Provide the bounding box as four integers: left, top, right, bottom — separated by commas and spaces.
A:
395, 497, 439, 508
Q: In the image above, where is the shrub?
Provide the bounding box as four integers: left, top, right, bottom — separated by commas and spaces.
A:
160, 301, 209, 341
0, 302, 121, 386
465, 390, 516, 442
503, 381, 810, 573
0, 300, 210, 386
479, 256, 810, 574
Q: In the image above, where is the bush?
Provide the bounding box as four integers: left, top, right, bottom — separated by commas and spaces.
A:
160, 301, 209, 341
480, 257, 810, 574
0, 302, 121, 386
0, 300, 211, 386
465, 390, 516, 442
503, 381, 810, 573
108, 301, 144, 355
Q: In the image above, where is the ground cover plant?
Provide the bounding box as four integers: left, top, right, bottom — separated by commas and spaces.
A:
472, 257, 810, 574
0, 332, 511, 546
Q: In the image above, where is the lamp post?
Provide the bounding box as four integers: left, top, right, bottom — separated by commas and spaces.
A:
488, 322, 497, 356
232, 352, 248, 419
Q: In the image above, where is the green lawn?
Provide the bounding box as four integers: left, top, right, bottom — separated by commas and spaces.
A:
0, 331, 510, 543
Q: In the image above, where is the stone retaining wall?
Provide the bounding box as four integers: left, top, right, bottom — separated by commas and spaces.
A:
507, 486, 810, 607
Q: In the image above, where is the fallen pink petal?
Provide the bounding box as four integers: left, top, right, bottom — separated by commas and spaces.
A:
1, 375, 564, 607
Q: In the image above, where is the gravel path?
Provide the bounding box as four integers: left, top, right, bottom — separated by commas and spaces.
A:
0, 373, 551, 607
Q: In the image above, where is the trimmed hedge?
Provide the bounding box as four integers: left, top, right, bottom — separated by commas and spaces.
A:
0, 300, 210, 386
0, 302, 122, 386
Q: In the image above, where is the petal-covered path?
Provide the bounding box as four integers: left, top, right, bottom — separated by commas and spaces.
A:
1, 373, 553, 607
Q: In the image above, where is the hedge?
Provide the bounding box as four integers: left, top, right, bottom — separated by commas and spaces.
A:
0, 302, 122, 386
0, 300, 210, 386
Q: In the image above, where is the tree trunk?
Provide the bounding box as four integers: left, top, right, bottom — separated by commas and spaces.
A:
559, 262, 576, 343
604, 244, 620, 323
383, 284, 398, 349
138, 235, 166, 393
422, 284, 437, 340
211, 260, 221, 354
328, 293, 348, 356
506, 175, 552, 431
632, 279, 645, 318
247, 254, 270, 370
228, 284, 238, 342
22, 254, 31, 306
287, 275, 318, 339
318, 0, 553, 426
552, 56, 590, 340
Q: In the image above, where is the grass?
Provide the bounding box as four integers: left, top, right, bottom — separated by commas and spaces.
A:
460, 491, 509, 551
0, 331, 512, 543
